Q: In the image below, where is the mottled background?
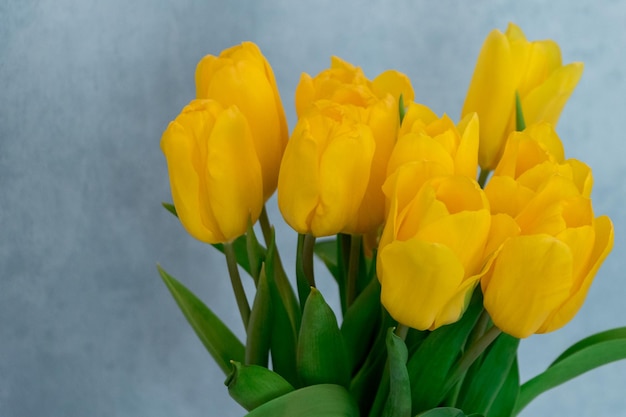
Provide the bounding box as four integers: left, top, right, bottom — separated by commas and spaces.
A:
1, 0, 625, 416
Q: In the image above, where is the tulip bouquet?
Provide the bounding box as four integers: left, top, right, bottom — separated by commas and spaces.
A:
158, 23, 624, 417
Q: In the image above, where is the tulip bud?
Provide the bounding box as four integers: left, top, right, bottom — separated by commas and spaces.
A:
377, 174, 491, 330
462, 23, 583, 170
482, 124, 614, 338
195, 42, 288, 200
161, 99, 263, 244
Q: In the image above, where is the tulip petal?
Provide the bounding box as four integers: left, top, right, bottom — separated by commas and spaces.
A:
462, 29, 516, 170
455, 113, 480, 179
205, 106, 263, 240
483, 235, 573, 338
372, 70, 415, 103
379, 239, 465, 330
484, 175, 534, 217
539, 216, 614, 333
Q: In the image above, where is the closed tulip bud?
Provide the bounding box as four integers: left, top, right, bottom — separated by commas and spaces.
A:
277, 101, 376, 237
195, 42, 288, 200
482, 124, 613, 338
161, 100, 263, 244
462, 23, 583, 170
378, 174, 491, 330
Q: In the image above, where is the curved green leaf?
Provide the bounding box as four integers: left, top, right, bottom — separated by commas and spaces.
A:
157, 265, 244, 374
515, 339, 626, 414
245, 384, 359, 417
415, 407, 481, 417
161, 202, 177, 217
382, 328, 411, 417
297, 287, 350, 388
551, 327, 626, 366
226, 361, 294, 411
486, 358, 519, 417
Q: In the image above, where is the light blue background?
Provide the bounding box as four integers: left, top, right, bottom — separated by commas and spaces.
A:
2, 1, 625, 416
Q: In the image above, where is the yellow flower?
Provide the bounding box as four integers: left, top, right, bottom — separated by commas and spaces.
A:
377, 174, 491, 330
161, 100, 263, 244
284, 56, 414, 235
295, 56, 414, 117
195, 42, 288, 200
386, 103, 480, 212
277, 101, 376, 236
482, 124, 613, 338
462, 23, 584, 170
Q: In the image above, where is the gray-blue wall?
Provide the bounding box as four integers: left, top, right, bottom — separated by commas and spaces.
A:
2, 1, 625, 416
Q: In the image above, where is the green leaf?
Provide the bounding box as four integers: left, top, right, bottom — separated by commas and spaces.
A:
486, 358, 519, 417
246, 265, 272, 367
341, 277, 382, 374
264, 231, 300, 386
550, 327, 626, 366
157, 265, 244, 374
297, 287, 350, 388
225, 361, 294, 411
314, 238, 341, 282
382, 328, 411, 417
161, 202, 178, 217
213, 234, 253, 277
515, 91, 525, 131
244, 384, 359, 417
399, 94, 407, 124
515, 338, 626, 414
456, 333, 519, 415
415, 407, 480, 417
408, 289, 483, 415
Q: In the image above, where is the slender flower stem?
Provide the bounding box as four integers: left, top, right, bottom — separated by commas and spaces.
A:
467, 308, 491, 347
224, 241, 250, 329
394, 323, 409, 341
477, 168, 490, 188
346, 234, 362, 308
259, 205, 273, 248
302, 233, 316, 288
444, 325, 502, 394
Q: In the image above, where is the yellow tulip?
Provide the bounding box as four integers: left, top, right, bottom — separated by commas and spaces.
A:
285, 56, 414, 235
277, 101, 376, 236
482, 124, 613, 338
161, 99, 263, 244
295, 56, 414, 117
462, 23, 583, 170
195, 42, 288, 200
386, 103, 480, 213
378, 174, 491, 330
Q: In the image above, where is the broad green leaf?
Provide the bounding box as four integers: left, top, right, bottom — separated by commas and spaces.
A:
382, 328, 411, 417
245, 265, 271, 367
226, 361, 294, 411
158, 265, 244, 374
456, 333, 519, 415
161, 202, 177, 217
486, 358, 519, 417
415, 407, 481, 417
515, 338, 626, 414
213, 234, 253, 276
550, 327, 626, 366
245, 384, 359, 417
264, 231, 300, 386
297, 288, 350, 388
341, 277, 382, 374
408, 289, 483, 415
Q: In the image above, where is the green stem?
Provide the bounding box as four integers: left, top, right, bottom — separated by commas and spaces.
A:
346, 234, 362, 307
224, 241, 251, 328
394, 324, 409, 341
467, 308, 491, 348
444, 325, 502, 394
259, 205, 273, 248
477, 168, 490, 188
302, 233, 316, 288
